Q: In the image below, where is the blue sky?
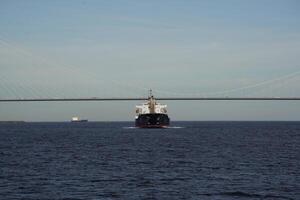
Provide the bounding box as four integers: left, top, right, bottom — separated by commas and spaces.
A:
0, 0, 300, 121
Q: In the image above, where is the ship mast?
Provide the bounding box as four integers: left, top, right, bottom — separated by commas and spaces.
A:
148, 89, 156, 113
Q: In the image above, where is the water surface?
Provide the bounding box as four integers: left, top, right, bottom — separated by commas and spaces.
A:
0, 121, 299, 199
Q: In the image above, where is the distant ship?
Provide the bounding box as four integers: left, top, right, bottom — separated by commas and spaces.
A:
71, 117, 88, 122
135, 90, 170, 128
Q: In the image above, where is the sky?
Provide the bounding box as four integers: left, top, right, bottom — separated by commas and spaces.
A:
0, 0, 300, 121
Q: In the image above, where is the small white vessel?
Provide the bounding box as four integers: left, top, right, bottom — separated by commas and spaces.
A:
71, 117, 88, 122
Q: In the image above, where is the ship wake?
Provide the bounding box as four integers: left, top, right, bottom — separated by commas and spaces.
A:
123, 126, 184, 129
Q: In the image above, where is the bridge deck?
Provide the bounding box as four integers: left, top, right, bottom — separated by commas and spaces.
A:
1, 97, 300, 102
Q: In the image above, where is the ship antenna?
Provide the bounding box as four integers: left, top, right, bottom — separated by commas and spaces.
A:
149, 89, 153, 98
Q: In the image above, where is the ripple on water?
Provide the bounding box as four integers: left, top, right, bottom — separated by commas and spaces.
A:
0, 121, 299, 200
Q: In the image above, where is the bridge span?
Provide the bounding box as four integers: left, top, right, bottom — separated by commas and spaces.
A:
1, 97, 300, 102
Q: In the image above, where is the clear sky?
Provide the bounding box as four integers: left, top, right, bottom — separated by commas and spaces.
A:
1, 0, 300, 121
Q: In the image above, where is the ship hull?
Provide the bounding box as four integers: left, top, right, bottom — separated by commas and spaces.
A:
71, 120, 88, 122
135, 113, 170, 128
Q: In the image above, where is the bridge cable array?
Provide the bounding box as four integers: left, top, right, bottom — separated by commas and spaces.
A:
0, 34, 299, 99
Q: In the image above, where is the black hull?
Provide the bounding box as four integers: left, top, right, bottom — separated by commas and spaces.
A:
135, 113, 170, 128
71, 120, 88, 122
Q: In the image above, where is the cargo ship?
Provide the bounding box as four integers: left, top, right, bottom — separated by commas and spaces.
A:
135, 90, 170, 128
71, 117, 88, 122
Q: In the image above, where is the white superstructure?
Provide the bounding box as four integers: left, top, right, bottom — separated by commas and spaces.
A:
135, 102, 167, 114
135, 91, 167, 116
72, 117, 80, 121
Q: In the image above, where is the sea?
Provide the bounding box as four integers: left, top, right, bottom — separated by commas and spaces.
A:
0, 121, 299, 200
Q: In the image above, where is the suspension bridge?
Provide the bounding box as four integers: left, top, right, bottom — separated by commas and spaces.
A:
1, 97, 300, 102
1, 35, 300, 103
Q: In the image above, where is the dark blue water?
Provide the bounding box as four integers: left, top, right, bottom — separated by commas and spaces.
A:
0, 121, 299, 200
